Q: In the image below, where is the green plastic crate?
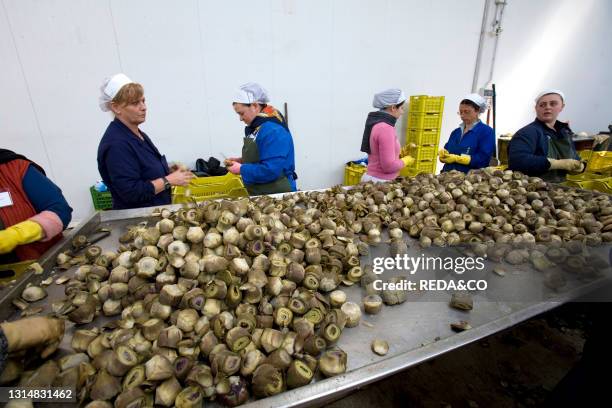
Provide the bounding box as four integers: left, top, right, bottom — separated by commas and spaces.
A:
90, 186, 113, 211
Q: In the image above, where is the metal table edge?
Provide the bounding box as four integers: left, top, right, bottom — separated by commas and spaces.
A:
243, 279, 610, 408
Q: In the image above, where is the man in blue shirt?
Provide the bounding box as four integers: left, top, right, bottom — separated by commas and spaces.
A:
508, 89, 585, 183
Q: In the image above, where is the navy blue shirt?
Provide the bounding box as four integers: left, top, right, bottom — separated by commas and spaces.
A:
442, 121, 495, 173
508, 119, 579, 176
97, 119, 171, 210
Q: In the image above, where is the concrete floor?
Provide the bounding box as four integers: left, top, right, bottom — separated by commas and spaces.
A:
326, 303, 589, 408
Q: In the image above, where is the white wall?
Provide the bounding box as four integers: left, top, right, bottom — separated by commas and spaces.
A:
1, 0, 610, 223
474, 0, 612, 136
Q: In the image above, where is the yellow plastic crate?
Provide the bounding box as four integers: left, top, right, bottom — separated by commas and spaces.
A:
586, 151, 612, 174
407, 112, 443, 130
490, 165, 508, 171
344, 164, 367, 186
172, 173, 248, 203
399, 167, 420, 178
578, 149, 592, 161
566, 173, 612, 194
402, 145, 438, 162
414, 160, 437, 173
401, 160, 437, 176
564, 180, 600, 192
564, 180, 582, 189
591, 180, 612, 194
399, 161, 436, 177
409, 95, 445, 113
406, 129, 441, 146
566, 172, 593, 182
400, 166, 433, 178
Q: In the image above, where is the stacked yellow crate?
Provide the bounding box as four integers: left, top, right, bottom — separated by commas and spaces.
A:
400, 95, 444, 178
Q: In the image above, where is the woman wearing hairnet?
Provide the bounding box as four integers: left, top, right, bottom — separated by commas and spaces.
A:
508, 90, 585, 183
360, 88, 415, 182
226, 83, 297, 195
97, 74, 193, 209
439, 93, 495, 173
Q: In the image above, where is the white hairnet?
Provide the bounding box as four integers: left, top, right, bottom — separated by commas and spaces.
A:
233, 82, 270, 104
535, 89, 565, 104
372, 88, 407, 109
463, 93, 487, 113
99, 73, 133, 112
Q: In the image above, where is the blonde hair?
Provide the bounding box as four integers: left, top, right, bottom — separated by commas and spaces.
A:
112, 83, 144, 106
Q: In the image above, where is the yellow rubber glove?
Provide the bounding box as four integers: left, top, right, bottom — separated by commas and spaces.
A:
401, 155, 415, 167
439, 149, 456, 164
0, 220, 44, 255
455, 154, 471, 166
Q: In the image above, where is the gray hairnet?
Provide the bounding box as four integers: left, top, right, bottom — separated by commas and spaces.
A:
233, 82, 270, 104
372, 88, 407, 109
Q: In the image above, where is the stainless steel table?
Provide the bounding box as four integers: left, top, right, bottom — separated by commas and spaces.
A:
1, 200, 610, 408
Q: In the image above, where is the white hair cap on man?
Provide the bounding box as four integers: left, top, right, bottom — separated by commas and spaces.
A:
99, 73, 133, 112
463, 93, 487, 113
233, 82, 270, 104
535, 89, 565, 104
372, 88, 407, 109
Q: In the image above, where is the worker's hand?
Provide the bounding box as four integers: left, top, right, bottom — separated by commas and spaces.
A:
401, 144, 416, 158
438, 149, 451, 163
400, 155, 415, 167
568, 161, 587, 174
227, 161, 242, 175
442, 153, 459, 164
169, 162, 188, 172
455, 154, 471, 166
548, 158, 582, 171
593, 134, 610, 146
0, 220, 44, 254
224, 157, 242, 167
166, 169, 194, 186
1, 317, 65, 358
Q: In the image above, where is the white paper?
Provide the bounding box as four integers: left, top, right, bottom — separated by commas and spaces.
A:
0, 191, 13, 208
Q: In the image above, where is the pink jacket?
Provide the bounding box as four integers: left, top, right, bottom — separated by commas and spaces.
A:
366, 122, 403, 180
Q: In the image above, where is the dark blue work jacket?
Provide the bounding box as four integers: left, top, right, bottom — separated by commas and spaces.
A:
508, 119, 579, 176
97, 119, 170, 210
442, 121, 495, 173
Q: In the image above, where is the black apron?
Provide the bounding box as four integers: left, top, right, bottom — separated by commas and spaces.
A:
544, 134, 575, 184
242, 135, 292, 196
